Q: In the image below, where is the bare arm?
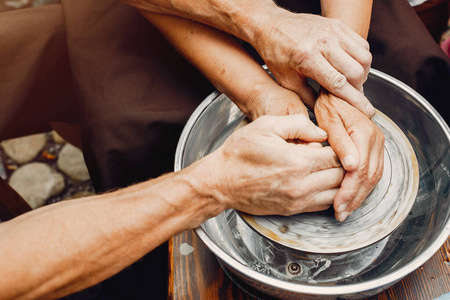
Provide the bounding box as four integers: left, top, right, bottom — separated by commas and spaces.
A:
321, 0, 372, 39
321, 0, 373, 89
121, 0, 276, 45
122, 0, 374, 115
0, 115, 342, 299
140, 11, 307, 119
315, 0, 384, 222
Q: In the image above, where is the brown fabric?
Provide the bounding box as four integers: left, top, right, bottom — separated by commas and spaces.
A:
0, 2, 212, 299
0, 4, 78, 140
368, 0, 450, 122
414, 0, 449, 41
0, 0, 449, 298
59, 0, 213, 191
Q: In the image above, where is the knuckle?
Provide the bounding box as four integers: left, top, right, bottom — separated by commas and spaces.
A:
329, 73, 347, 90
362, 50, 373, 66
348, 66, 366, 84
293, 46, 313, 67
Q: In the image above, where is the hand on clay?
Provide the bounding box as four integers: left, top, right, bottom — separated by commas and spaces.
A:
210, 114, 345, 216
254, 11, 373, 116
314, 90, 384, 222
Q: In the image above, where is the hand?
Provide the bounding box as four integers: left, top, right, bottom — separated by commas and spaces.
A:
210, 114, 344, 216
314, 90, 384, 221
253, 10, 374, 116
241, 84, 309, 120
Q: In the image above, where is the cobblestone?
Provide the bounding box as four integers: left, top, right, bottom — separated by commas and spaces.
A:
0, 131, 94, 209
57, 144, 90, 181
9, 162, 65, 209
1, 133, 46, 164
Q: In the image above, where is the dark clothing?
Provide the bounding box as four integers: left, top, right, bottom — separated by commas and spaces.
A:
0, 0, 448, 299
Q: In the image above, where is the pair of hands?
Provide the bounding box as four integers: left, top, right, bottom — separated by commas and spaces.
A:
217, 13, 383, 221
216, 86, 383, 222
238, 12, 384, 221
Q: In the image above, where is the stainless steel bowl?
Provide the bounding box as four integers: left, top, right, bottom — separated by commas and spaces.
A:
174, 69, 450, 299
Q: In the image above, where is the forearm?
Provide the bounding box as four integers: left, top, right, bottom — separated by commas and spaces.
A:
320, 0, 373, 38
0, 159, 221, 299
142, 12, 298, 119
122, 0, 279, 45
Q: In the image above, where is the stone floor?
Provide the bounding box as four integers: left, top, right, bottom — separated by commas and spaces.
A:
0, 132, 95, 209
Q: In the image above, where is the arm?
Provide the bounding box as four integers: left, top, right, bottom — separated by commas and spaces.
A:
0, 115, 343, 299
321, 0, 373, 90
321, 0, 372, 39
121, 0, 276, 45
313, 1, 384, 221
140, 11, 307, 120
122, 0, 374, 115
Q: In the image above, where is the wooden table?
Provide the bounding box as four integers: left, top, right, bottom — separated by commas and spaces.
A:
169, 229, 450, 300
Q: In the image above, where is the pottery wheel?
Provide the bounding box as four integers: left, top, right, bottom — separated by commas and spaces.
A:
238, 110, 419, 253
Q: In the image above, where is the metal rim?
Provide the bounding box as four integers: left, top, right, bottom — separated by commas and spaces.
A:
174, 68, 450, 295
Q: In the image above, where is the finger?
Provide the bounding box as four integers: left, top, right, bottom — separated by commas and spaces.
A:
265, 114, 328, 142
324, 120, 360, 171
302, 204, 332, 213
305, 189, 339, 210
324, 47, 366, 90
340, 25, 371, 51
305, 142, 323, 148
333, 171, 362, 221
342, 42, 372, 79
292, 189, 338, 213
333, 169, 379, 222
301, 146, 342, 171
340, 41, 372, 88
303, 55, 375, 117
333, 145, 384, 222
305, 167, 345, 190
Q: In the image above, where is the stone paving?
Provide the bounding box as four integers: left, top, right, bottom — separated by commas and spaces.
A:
0, 132, 95, 209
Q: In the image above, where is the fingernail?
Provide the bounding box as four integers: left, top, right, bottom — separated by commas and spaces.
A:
366, 103, 375, 117
343, 155, 356, 169
315, 127, 328, 137
339, 211, 351, 222
337, 203, 348, 213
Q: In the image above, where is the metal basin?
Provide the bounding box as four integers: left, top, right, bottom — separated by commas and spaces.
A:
174, 69, 450, 299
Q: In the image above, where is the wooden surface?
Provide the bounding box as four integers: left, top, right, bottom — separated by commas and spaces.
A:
169, 229, 450, 300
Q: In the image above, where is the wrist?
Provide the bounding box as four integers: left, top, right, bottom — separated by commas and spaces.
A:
229, 0, 281, 44
175, 153, 230, 224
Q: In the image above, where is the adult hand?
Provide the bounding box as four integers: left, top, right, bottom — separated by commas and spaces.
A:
240, 83, 309, 120
254, 10, 374, 115
209, 114, 344, 216
314, 90, 384, 222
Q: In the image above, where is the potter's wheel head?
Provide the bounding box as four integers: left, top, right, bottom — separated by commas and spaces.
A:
239, 110, 419, 253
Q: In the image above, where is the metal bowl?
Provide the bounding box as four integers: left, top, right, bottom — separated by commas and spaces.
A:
174, 69, 450, 299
